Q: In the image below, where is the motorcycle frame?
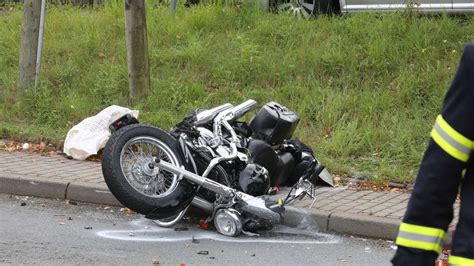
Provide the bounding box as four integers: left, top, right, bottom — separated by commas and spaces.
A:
151, 99, 326, 228
151, 157, 281, 224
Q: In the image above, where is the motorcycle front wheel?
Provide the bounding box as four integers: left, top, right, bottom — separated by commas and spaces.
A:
102, 124, 195, 219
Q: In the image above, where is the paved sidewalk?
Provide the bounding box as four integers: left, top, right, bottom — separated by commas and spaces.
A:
0, 151, 460, 241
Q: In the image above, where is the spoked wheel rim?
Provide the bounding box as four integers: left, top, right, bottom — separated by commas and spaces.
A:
277, 0, 317, 19
120, 136, 180, 198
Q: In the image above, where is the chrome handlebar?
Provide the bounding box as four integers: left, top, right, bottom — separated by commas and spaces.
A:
194, 103, 234, 127
229, 99, 257, 122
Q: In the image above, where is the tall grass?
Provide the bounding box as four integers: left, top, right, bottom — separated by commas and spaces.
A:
1, 2, 473, 181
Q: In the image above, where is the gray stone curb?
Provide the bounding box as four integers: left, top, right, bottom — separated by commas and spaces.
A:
66, 182, 121, 206
0, 173, 400, 240
327, 212, 399, 240
0, 174, 69, 200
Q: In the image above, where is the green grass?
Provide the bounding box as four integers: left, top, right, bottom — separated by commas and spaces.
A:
1, 2, 473, 181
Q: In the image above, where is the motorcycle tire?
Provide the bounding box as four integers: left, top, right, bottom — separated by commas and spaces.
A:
102, 124, 196, 219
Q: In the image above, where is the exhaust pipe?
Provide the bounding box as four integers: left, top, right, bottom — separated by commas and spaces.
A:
153, 158, 280, 224
191, 196, 214, 213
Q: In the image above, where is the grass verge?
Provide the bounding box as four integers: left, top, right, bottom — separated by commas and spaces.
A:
1, 2, 473, 181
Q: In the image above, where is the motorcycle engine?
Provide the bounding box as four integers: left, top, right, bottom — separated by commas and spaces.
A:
238, 164, 270, 196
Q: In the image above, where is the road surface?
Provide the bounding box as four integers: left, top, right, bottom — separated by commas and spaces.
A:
0, 193, 396, 265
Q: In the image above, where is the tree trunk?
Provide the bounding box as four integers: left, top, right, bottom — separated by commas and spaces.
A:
18, 0, 41, 90
124, 0, 151, 103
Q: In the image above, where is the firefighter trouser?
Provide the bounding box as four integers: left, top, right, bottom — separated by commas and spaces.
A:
392, 43, 474, 265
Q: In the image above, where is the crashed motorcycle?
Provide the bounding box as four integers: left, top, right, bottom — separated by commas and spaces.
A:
102, 100, 332, 236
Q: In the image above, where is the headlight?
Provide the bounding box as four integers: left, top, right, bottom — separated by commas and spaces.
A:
214, 209, 242, 237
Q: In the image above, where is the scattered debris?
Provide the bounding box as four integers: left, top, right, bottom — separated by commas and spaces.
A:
209, 257, 215, 259
197, 251, 209, 255
68, 217, 73, 221
129, 232, 135, 237
242, 230, 259, 237
20, 202, 26, 206
59, 222, 65, 225
84, 226, 93, 230
251, 254, 256, 257
122, 208, 135, 215
388, 182, 407, 189
22, 143, 29, 151
152, 259, 160, 265
192, 235, 199, 244
0, 139, 61, 156
41, 203, 46, 207
364, 247, 371, 253
104, 206, 111, 210
66, 200, 78, 205
198, 219, 209, 230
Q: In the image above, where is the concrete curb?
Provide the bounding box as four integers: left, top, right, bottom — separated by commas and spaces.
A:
0, 174, 69, 200
309, 210, 331, 232
0, 174, 400, 240
328, 212, 399, 240
0, 173, 121, 206
66, 182, 121, 206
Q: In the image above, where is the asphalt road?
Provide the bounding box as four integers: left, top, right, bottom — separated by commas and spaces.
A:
0, 194, 396, 265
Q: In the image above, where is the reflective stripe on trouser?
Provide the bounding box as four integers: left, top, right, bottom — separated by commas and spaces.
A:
395, 222, 445, 253
431, 115, 474, 162
449, 255, 474, 266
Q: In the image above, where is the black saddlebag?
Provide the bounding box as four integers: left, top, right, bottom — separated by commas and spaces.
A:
249, 102, 300, 145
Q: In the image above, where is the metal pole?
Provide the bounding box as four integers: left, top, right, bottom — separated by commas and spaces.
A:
170, 0, 177, 15
35, 0, 46, 87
